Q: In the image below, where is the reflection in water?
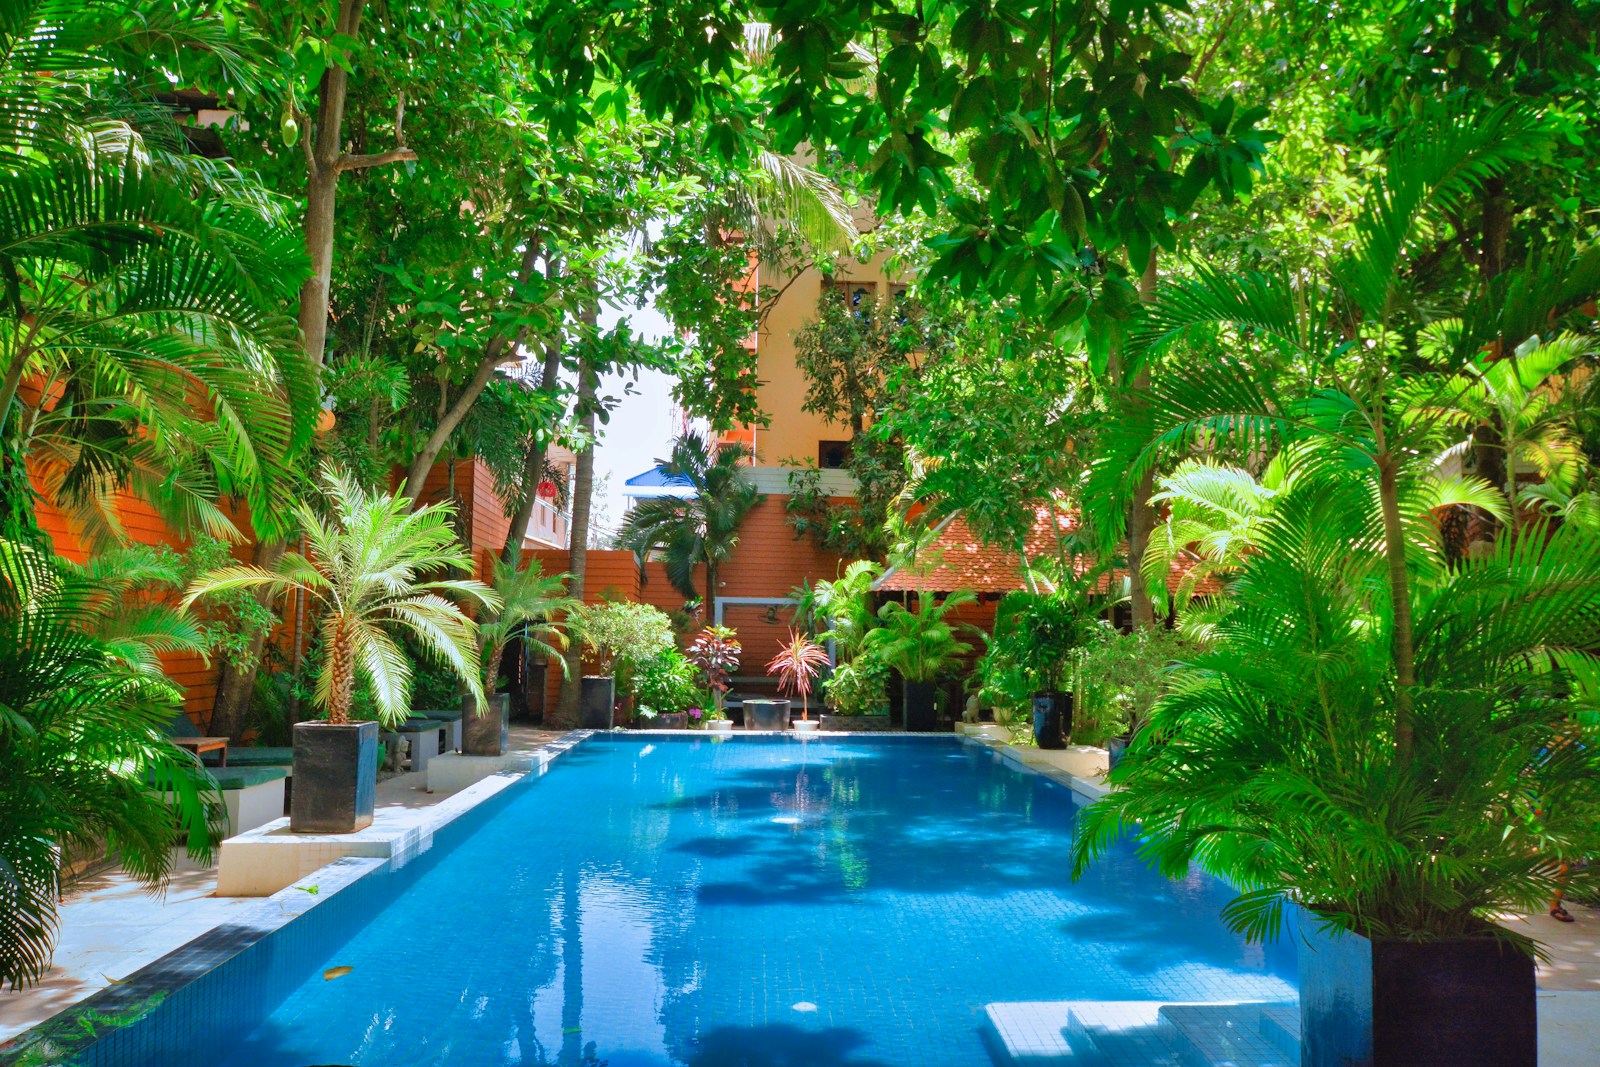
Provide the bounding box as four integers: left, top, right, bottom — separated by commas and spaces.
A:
214, 738, 1297, 1067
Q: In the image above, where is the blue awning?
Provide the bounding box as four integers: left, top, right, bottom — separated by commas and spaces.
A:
622, 465, 696, 498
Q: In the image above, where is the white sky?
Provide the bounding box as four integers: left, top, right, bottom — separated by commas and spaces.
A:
592, 298, 676, 534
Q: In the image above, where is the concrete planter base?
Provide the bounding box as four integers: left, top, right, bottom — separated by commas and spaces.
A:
792, 719, 820, 733
820, 714, 893, 732
289, 721, 378, 834
707, 719, 734, 732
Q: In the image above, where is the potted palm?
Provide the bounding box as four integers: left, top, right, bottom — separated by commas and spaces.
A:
572, 601, 674, 730
768, 629, 830, 733
687, 625, 747, 725
186, 468, 493, 833
989, 590, 1087, 749
862, 591, 975, 731
468, 558, 574, 754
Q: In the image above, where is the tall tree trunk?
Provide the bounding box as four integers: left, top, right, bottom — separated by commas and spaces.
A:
1377, 451, 1416, 763
1127, 248, 1160, 630
210, 0, 415, 738
555, 316, 599, 727
401, 243, 542, 507
705, 560, 718, 626
1472, 178, 1512, 528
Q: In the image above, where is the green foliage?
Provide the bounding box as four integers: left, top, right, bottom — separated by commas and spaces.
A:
862, 591, 976, 684
987, 590, 1097, 693
1072, 626, 1190, 746
824, 657, 889, 717
1073, 481, 1600, 949
574, 600, 675, 677
615, 432, 764, 615
475, 558, 574, 695
1, 540, 222, 988
185, 467, 493, 726
685, 624, 741, 713
631, 648, 707, 714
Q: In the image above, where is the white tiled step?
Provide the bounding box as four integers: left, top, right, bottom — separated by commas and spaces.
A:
983, 1000, 1301, 1066
1159, 1003, 1299, 1067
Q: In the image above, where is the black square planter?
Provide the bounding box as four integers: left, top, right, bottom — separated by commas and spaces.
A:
579, 675, 615, 729
463, 692, 510, 755
1298, 920, 1536, 1067
903, 680, 938, 731
290, 721, 378, 834
1031, 690, 1071, 749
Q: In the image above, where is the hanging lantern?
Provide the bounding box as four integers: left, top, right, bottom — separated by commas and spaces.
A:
536, 479, 559, 500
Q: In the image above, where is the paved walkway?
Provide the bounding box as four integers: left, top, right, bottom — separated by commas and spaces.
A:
0, 726, 566, 1044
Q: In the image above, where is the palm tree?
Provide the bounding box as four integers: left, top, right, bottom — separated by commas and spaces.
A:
185, 468, 495, 725
1141, 458, 1287, 621
475, 557, 575, 697
0, 1, 313, 547
1, 539, 221, 988
1093, 104, 1528, 764
1073, 476, 1600, 950
1432, 332, 1589, 534
615, 431, 763, 623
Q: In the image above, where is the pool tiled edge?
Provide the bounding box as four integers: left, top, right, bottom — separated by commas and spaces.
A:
0, 729, 594, 1067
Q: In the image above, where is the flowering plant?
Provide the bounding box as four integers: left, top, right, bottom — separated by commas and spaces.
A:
688, 707, 704, 727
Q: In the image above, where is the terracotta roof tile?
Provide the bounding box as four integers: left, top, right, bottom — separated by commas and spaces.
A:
873, 507, 1222, 597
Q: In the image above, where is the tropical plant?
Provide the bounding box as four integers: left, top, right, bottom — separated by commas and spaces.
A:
1142, 458, 1288, 621
824, 657, 889, 717
614, 432, 764, 621
474, 558, 575, 696
184, 468, 494, 726
685, 625, 742, 715
802, 559, 884, 661
631, 648, 707, 714
1071, 625, 1189, 745
1072, 479, 1600, 950
767, 630, 831, 720
1431, 332, 1589, 533
862, 590, 976, 684
987, 589, 1095, 694
1, 540, 221, 988
573, 600, 675, 677
0, 1, 314, 547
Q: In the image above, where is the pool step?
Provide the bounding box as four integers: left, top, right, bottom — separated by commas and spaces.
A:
984, 1000, 1301, 1066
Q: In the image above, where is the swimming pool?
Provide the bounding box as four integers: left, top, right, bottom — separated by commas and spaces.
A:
174, 736, 1300, 1065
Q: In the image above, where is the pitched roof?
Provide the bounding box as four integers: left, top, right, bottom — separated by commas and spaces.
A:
872, 507, 1221, 598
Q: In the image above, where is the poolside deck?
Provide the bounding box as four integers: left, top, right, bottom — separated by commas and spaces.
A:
2, 727, 1597, 1066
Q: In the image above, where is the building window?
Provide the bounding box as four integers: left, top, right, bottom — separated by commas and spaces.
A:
818, 440, 853, 470
823, 279, 877, 318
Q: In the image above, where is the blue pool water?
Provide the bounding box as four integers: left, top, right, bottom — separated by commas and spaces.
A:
214, 736, 1296, 1066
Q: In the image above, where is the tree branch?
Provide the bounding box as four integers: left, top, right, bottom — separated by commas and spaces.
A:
335, 147, 418, 173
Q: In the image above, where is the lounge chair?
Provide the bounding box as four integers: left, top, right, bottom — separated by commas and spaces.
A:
411, 707, 463, 751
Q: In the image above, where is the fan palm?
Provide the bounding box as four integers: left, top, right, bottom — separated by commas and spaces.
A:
184, 468, 496, 726
475, 557, 575, 696
1, 539, 221, 989
1073, 477, 1600, 950
615, 431, 764, 623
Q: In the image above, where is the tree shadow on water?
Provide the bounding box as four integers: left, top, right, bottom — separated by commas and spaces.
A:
681, 1023, 894, 1067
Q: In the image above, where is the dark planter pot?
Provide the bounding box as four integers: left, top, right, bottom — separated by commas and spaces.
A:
655, 712, 688, 730
462, 692, 510, 756
1298, 920, 1536, 1067
290, 721, 378, 834
744, 699, 791, 730
1107, 734, 1130, 769
580, 675, 615, 730
903, 680, 938, 731
1031, 690, 1071, 749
